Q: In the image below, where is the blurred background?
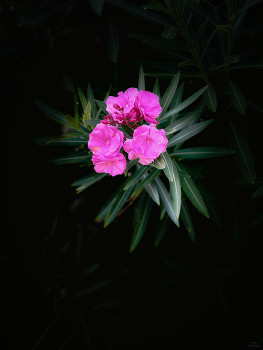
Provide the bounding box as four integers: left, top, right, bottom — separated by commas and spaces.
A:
2, 0, 263, 349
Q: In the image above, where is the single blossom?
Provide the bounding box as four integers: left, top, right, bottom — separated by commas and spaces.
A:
92, 153, 127, 176
88, 123, 124, 156
134, 90, 162, 124
106, 88, 138, 123
123, 124, 168, 165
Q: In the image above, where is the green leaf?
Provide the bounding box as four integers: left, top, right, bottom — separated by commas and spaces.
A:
138, 65, 145, 91
161, 151, 174, 182
155, 177, 179, 226
159, 86, 207, 122
83, 101, 92, 126
204, 83, 217, 112
169, 160, 181, 219
179, 167, 209, 218
51, 152, 91, 165
95, 99, 107, 113
150, 155, 166, 169
89, 0, 104, 15
78, 87, 88, 112
172, 147, 234, 159
229, 121, 255, 183
35, 100, 71, 128
72, 173, 108, 194
180, 200, 195, 242
83, 119, 101, 128
95, 186, 123, 222
73, 280, 110, 298
144, 181, 160, 205
226, 80, 246, 115
160, 71, 180, 114
121, 125, 134, 137
167, 120, 214, 148
164, 112, 198, 135
66, 114, 81, 132
124, 166, 149, 190
251, 185, 263, 198
131, 168, 160, 198
104, 186, 134, 227
107, 16, 119, 63
130, 195, 153, 252
153, 78, 160, 97
162, 24, 177, 39
154, 214, 171, 247
61, 74, 75, 93
35, 133, 89, 146
125, 159, 138, 176
87, 84, 97, 118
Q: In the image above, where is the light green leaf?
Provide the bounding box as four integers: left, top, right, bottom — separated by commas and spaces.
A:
229, 121, 255, 183
51, 152, 91, 165
104, 186, 134, 227
159, 86, 207, 122
87, 84, 97, 118
251, 185, 263, 198
155, 177, 179, 226
144, 181, 160, 205
204, 83, 217, 112
131, 168, 160, 198
227, 80, 246, 115
161, 151, 174, 182
179, 167, 209, 218
78, 87, 88, 112
83, 101, 92, 126
124, 166, 149, 190
160, 71, 180, 114
72, 173, 108, 194
167, 120, 214, 148
172, 147, 234, 159
154, 214, 171, 247
89, 0, 104, 15
130, 195, 153, 252
150, 155, 166, 169
170, 160, 181, 219
65, 114, 81, 132
138, 65, 145, 91
180, 200, 195, 242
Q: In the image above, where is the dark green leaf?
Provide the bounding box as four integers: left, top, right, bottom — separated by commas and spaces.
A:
61, 74, 75, 93
180, 200, 195, 242
130, 195, 153, 252
160, 71, 180, 114
144, 180, 160, 205
104, 186, 134, 227
229, 121, 255, 183
73, 280, 110, 298
164, 112, 198, 135
89, 0, 104, 15
131, 168, 160, 198
153, 78, 160, 97
155, 177, 179, 226
251, 185, 263, 198
161, 151, 174, 182
138, 65, 145, 91
226, 80, 246, 115
172, 147, 234, 159
51, 152, 91, 165
167, 120, 214, 148
83, 118, 101, 128
35, 133, 89, 146
35, 100, 71, 128
159, 86, 207, 122
124, 166, 149, 190
95, 99, 107, 113
154, 214, 171, 247
121, 125, 134, 137
204, 83, 217, 112
78, 87, 88, 112
162, 24, 177, 39
66, 114, 81, 132
87, 84, 97, 118
72, 173, 108, 194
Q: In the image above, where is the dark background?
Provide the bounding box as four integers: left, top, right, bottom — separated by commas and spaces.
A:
2, 1, 263, 349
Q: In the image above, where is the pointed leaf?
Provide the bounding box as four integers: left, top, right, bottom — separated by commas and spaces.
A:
170, 160, 181, 219
78, 87, 88, 112
180, 200, 195, 242
131, 168, 160, 198
130, 195, 153, 252
160, 71, 180, 114
227, 80, 246, 115
161, 151, 174, 182
95, 99, 107, 113
89, 0, 104, 15
51, 152, 91, 165
145, 182, 160, 205
204, 83, 217, 112
159, 86, 207, 122
154, 214, 171, 247
167, 120, 214, 148
229, 121, 255, 183
179, 168, 209, 218
104, 186, 134, 227
138, 65, 145, 91
72, 173, 108, 194
251, 185, 263, 198
150, 155, 166, 169
172, 147, 234, 159
153, 79, 160, 97
124, 166, 149, 190
35, 100, 71, 128
83, 118, 101, 128
35, 133, 88, 146
155, 177, 179, 226
83, 101, 92, 126
164, 112, 198, 135
87, 84, 97, 118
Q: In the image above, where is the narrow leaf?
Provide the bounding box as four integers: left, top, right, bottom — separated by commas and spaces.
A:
89, 0, 104, 16
154, 214, 171, 247
130, 195, 153, 252
251, 185, 263, 198
172, 147, 234, 159
145, 182, 160, 205
229, 121, 255, 183
95, 99, 107, 113
167, 120, 214, 148
161, 151, 174, 182
204, 83, 217, 112
159, 86, 207, 122
155, 177, 179, 226
153, 78, 160, 97
72, 173, 108, 194
227, 80, 246, 115
131, 168, 160, 198
83, 118, 101, 128
170, 160, 181, 219
160, 71, 180, 114
87, 84, 97, 118
35, 133, 88, 146
150, 155, 166, 169
180, 200, 195, 242
124, 166, 149, 190
35, 100, 71, 128
77, 87, 88, 112
51, 152, 91, 165
138, 65, 145, 91
83, 101, 92, 125
164, 112, 198, 135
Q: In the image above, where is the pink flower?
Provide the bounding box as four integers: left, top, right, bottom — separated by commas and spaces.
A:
123, 124, 168, 165
106, 88, 138, 123
88, 123, 124, 156
134, 90, 162, 124
92, 153, 127, 176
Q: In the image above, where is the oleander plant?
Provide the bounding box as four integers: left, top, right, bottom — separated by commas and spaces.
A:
37, 67, 234, 251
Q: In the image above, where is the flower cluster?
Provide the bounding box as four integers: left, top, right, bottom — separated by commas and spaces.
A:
88, 88, 168, 176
